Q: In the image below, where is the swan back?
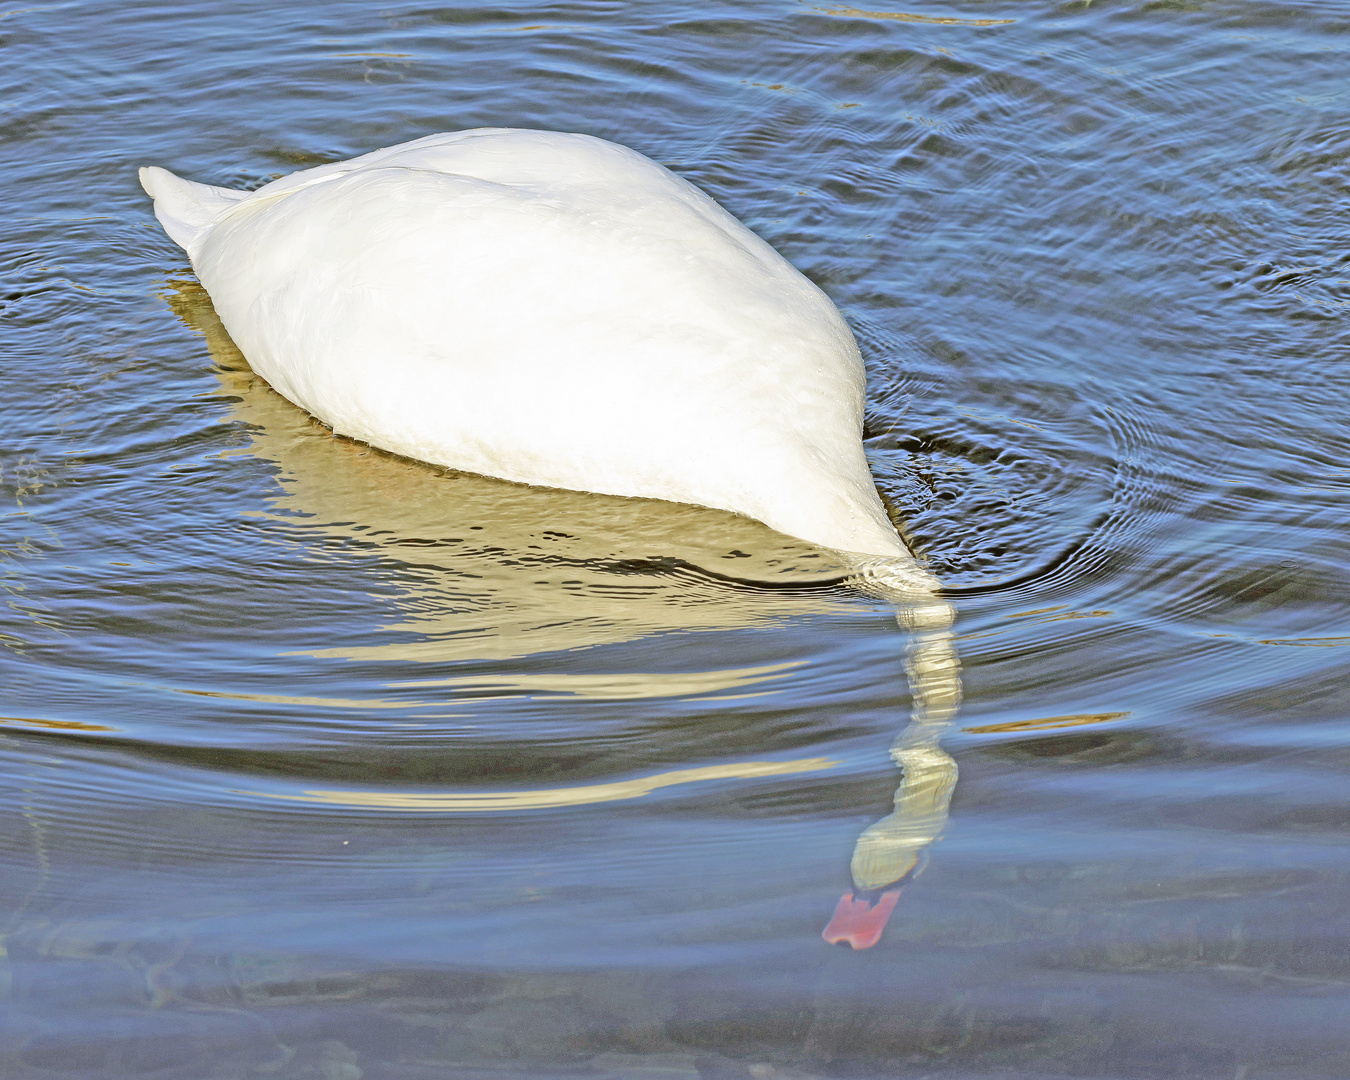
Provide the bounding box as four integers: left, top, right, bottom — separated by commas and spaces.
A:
141, 129, 909, 560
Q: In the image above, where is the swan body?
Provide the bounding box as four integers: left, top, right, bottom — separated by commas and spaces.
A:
140, 128, 925, 568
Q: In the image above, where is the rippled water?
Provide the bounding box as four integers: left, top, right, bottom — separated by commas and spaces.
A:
4, 1, 1350, 1076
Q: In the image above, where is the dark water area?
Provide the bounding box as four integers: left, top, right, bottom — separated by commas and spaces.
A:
3, 0, 1349, 1077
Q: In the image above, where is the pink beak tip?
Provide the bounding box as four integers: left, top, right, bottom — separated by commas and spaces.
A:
821, 888, 903, 949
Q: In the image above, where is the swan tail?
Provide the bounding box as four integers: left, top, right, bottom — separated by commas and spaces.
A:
138, 166, 249, 259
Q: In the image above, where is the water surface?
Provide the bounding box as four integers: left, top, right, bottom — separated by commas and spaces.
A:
2, 1, 1349, 1077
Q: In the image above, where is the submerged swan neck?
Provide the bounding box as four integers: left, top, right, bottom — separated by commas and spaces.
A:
823, 560, 964, 947
846, 555, 953, 626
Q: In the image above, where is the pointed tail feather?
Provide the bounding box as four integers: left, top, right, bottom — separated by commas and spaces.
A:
138, 166, 249, 259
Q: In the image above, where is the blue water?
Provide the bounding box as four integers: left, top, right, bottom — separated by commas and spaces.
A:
2, 1, 1349, 1076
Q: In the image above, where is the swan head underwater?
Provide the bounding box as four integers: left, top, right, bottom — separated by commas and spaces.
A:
140, 127, 960, 948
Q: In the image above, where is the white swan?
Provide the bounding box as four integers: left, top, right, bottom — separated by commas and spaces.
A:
139, 127, 940, 587
142, 128, 962, 947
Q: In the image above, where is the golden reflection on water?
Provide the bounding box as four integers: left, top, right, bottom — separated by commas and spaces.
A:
0, 715, 115, 733
1254, 635, 1350, 647
168, 662, 807, 707
814, 6, 1015, 27
244, 757, 838, 811
963, 711, 1129, 735
388, 660, 806, 700
171, 687, 425, 709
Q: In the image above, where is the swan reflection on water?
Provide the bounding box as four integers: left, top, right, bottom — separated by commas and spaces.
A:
167, 279, 962, 951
